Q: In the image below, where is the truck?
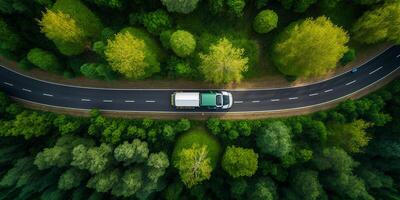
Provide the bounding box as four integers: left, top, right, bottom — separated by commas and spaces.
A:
171, 91, 233, 109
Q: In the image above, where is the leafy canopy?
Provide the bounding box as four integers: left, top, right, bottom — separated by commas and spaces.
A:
272, 16, 349, 77
253, 9, 278, 34
352, 1, 400, 44
221, 146, 258, 178
199, 37, 248, 84
170, 30, 196, 57
161, 0, 200, 14
256, 121, 292, 157
105, 28, 160, 79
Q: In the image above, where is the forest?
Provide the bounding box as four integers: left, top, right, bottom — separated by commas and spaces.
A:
0, 78, 400, 199
0, 0, 399, 84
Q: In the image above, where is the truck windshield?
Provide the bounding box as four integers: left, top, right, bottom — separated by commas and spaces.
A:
223, 95, 229, 105
216, 95, 223, 106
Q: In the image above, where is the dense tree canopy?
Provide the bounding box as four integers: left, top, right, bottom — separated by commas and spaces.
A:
272, 16, 349, 77
161, 0, 200, 14
199, 38, 248, 84
352, 1, 400, 44
105, 28, 160, 79
221, 146, 258, 178
253, 9, 278, 34
170, 30, 196, 57
256, 121, 292, 157
27, 48, 63, 73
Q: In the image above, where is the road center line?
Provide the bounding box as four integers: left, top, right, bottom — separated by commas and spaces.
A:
346, 80, 357, 86
124, 100, 135, 103
22, 88, 32, 92
309, 93, 319, 96
289, 97, 298, 100
3, 82, 13, 86
252, 100, 260, 103
369, 66, 383, 75
103, 100, 113, 103
146, 100, 156, 103
324, 89, 333, 93
43, 93, 53, 97
81, 99, 91, 102
271, 99, 280, 102
234, 101, 243, 104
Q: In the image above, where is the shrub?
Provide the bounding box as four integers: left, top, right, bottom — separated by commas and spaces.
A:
27, 48, 63, 73
170, 30, 196, 57
0, 19, 21, 51
340, 48, 356, 65
226, 0, 246, 17
80, 63, 116, 80
159, 30, 173, 49
253, 9, 278, 34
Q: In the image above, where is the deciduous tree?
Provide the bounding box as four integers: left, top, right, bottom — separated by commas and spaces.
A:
221, 146, 258, 178
161, 0, 200, 14
253, 9, 278, 34
170, 30, 196, 57
256, 121, 292, 157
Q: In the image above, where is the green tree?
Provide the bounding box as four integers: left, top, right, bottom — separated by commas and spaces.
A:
146, 152, 170, 181
221, 146, 258, 178
71, 143, 113, 174
227, 0, 246, 16
161, 0, 200, 14
27, 48, 63, 73
292, 170, 322, 200
111, 168, 143, 197
0, 19, 21, 51
199, 38, 248, 84
352, 1, 400, 44
248, 178, 277, 200
278, 0, 317, 12
53, 115, 82, 135
87, 169, 120, 192
170, 30, 196, 57
38, 0, 102, 55
58, 168, 86, 190
256, 121, 292, 157
174, 144, 212, 188
328, 120, 371, 153
253, 9, 278, 34
105, 28, 160, 79
313, 147, 356, 173
141, 10, 172, 35
86, 0, 125, 8
272, 16, 348, 77
113, 139, 149, 165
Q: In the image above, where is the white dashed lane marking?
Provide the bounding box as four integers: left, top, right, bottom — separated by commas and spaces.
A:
346, 80, 357, 86
324, 89, 333, 93
124, 100, 135, 103
146, 100, 156, 103
271, 99, 280, 102
234, 101, 243, 104
43, 93, 53, 97
81, 99, 91, 102
309, 93, 319, 96
289, 97, 298, 100
103, 100, 113, 103
22, 88, 32, 92
3, 82, 13, 86
369, 66, 383, 75
252, 100, 260, 103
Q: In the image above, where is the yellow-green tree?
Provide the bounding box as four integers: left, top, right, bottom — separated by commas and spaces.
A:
38, 0, 102, 56
272, 16, 349, 77
174, 144, 212, 188
199, 38, 248, 85
328, 120, 371, 153
105, 28, 160, 79
352, 1, 400, 44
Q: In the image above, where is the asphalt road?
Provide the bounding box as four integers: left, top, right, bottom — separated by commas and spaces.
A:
1, 45, 400, 113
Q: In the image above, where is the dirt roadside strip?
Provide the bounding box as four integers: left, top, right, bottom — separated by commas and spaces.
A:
11, 70, 400, 120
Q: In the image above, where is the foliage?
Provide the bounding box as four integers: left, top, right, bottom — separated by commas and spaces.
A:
253, 9, 278, 34
221, 146, 258, 178
278, 0, 317, 12
328, 120, 371, 153
256, 121, 292, 157
174, 144, 212, 188
340, 48, 356, 65
170, 30, 196, 57
292, 170, 322, 200
38, 0, 103, 55
140, 10, 172, 35
272, 16, 349, 77
80, 63, 116, 81
161, 0, 200, 14
352, 1, 400, 44
71, 143, 113, 174
85, 0, 125, 8
27, 48, 63, 73
199, 37, 248, 84
114, 139, 149, 165
226, 0, 246, 17
0, 19, 21, 51
105, 28, 160, 79
58, 168, 86, 190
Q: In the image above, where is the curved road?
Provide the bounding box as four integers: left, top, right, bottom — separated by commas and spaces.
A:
1, 46, 400, 113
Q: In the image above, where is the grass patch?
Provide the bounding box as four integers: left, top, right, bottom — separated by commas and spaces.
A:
172, 126, 221, 169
